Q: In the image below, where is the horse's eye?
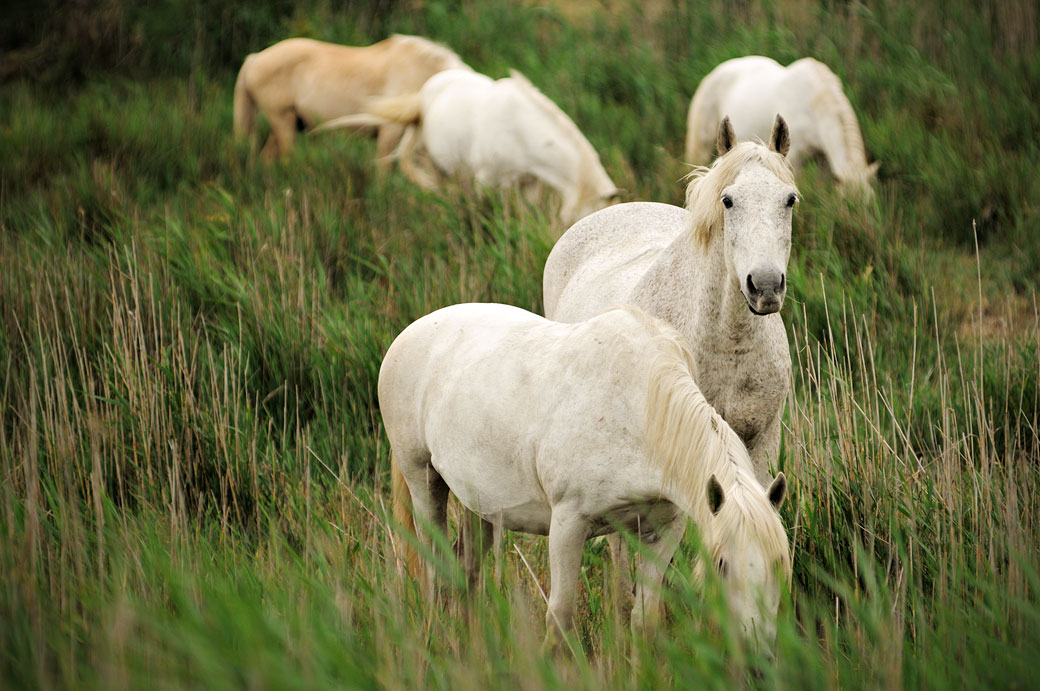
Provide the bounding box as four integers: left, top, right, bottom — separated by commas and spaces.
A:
717, 559, 729, 577
722, 195, 733, 209
786, 194, 797, 208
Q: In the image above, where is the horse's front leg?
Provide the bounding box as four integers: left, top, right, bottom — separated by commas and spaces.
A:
606, 533, 634, 625
544, 508, 590, 648
630, 514, 686, 634
458, 508, 494, 589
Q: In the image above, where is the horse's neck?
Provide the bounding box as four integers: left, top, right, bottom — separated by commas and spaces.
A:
815, 95, 869, 185
522, 133, 581, 196
634, 226, 759, 355
537, 135, 607, 207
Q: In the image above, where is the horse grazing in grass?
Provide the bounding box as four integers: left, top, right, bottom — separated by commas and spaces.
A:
380, 303, 790, 653
233, 35, 469, 160
546, 116, 797, 485
685, 56, 876, 196
315, 68, 620, 227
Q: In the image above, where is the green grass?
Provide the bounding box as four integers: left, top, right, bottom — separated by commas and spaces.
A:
2, 0, 1039, 687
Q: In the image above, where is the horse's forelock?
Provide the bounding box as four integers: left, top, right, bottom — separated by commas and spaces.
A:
684, 142, 795, 248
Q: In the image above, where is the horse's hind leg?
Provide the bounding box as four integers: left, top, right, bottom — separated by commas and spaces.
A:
401, 461, 450, 597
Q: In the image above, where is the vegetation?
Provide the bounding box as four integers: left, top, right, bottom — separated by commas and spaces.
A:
2, 0, 1038, 687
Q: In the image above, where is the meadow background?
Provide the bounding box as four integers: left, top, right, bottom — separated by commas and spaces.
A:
3, 0, 1039, 687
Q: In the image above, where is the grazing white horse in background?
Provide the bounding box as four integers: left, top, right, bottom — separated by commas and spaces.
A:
685, 56, 876, 195
380, 303, 790, 653
315, 68, 621, 227
233, 35, 469, 160
545, 116, 796, 484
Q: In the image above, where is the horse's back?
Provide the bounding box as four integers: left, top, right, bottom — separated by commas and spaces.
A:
379, 303, 667, 530
687, 56, 785, 163
690, 55, 847, 166
544, 202, 688, 322
420, 70, 497, 173
421, 71, 584, 187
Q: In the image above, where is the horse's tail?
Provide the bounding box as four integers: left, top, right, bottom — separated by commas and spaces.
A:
311, 91, 423, 133
233, 54, 258, 140
391, 452, 422, 580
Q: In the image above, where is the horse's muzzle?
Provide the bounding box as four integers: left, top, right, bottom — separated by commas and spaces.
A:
744, 269, 786, 315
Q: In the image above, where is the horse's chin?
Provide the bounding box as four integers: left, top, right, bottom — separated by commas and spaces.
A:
744, 297, 783, 316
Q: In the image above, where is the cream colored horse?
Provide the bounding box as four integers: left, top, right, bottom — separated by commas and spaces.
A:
315, 68, 620, 227
381, 302, 790, 654
686, 56, 876, 195
233, 35, 469, 160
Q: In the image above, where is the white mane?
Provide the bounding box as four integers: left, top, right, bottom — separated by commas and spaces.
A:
641, 310, 790, 568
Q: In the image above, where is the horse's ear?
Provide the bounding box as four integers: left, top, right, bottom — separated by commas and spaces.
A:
767, 472, 787, 510
769, 114, 790, 157
707, 474, 726, 515
716, 116, 737, 156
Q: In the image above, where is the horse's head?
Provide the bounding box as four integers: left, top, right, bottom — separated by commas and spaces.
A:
703, 115, 799, 316
705, 472, 791, 659
838, 160, 879, 200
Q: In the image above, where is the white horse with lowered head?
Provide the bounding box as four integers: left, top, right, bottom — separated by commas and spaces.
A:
315, 68, 621, 228
380, 303, 790, 653
233, 35, 469, 160
546, 116, 797, 485
685, 56, 876, 195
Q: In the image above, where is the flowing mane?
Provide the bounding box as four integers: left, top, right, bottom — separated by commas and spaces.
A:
683, 142, 795, 248
641, 311, 791, 570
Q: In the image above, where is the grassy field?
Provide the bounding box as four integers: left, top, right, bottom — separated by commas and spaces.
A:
2, 0, 1040, 687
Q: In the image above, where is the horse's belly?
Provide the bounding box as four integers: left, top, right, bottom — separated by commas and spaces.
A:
434, 457, 552, 535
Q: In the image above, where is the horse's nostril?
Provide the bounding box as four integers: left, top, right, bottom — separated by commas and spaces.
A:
746, 274, 756, 294
780, 273, 786, 291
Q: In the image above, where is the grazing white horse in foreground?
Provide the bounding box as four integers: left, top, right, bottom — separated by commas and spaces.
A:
380, 303, 790, 653
316, 68, 620, 227
685, 56, 876, 195
546, 116, 797, 484
233, 35, 469, 160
